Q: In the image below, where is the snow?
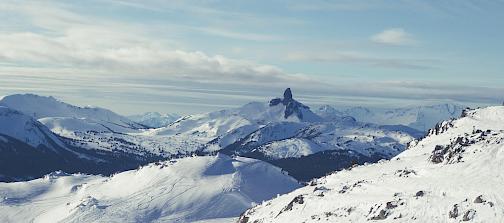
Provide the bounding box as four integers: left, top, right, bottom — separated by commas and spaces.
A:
259, 138, 323, 159
0, 154, 300, 222
0, 106, 64, 148
128, 112, 181, 128
0, 94, 143, 129
230, 121, 413, 160
240, 106, 504, 222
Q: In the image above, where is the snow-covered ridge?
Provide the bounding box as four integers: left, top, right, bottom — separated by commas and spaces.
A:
0, 106, 65, 148
0, 94, 143, 129
0, 104, 166, 182
0, 154, 300, 222
240, 106, 504, 222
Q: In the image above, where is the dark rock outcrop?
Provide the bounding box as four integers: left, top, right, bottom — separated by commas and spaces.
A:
269, 88, 310, 120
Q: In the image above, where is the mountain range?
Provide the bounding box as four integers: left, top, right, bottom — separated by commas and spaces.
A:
0, 89, 419, 182
1, 89, 498, 222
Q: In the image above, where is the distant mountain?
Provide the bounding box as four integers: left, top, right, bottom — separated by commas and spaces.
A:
0, 90, 417, 182
0, 94, 174, 159
0, 106, 65, 149
0, 94, 145, 130
155, 89, 415, 181
240, 106, 504, 222
315, 105, 358, 124
0, 106, 160, 182
316, 103, 465, 132
0, 154, 299, 222
128, 112, 181, 128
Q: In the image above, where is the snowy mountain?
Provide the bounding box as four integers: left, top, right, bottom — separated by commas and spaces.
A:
154, 89, 414, 181
0, 94, 184, 158
0, 89, 416, 182
0, 154, 299, 222
0, 106, 66, 149
128, 112, 181, 128
0, 106, 160, 182
240, 106, 504, 222
317, 103, 465, 132
0, 94, 145, 130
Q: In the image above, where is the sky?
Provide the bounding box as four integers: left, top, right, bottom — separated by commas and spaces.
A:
0, 0, 503, 115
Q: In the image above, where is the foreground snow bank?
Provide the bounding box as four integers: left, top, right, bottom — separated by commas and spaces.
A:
0, 154, 299, 222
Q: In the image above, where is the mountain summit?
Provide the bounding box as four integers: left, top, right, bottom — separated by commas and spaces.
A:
270, 88, 311, 120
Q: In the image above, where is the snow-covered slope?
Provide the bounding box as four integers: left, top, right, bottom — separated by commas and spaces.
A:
0, 106, 65, 148
240, 106, 504, 222
0, 106, 162, 182
319, 103, 465, 132
0, 94, 144, 130
0, 94, 188, 158
128, 112, 181, 128
0, 154, 299, 222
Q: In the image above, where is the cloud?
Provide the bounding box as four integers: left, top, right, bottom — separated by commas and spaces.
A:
370, 28, 415, 46
286, 51, 437, 70
0, 1, 501, 114
0, 1, 317, 88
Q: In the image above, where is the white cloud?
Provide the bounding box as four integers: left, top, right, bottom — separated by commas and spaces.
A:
370, 28, 415, 46
0, 1, 317, 88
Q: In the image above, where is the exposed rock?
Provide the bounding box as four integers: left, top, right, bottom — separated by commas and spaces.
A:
238, 215, 249, 223
449, 204, 459, 218
430, 136, 474, 164
462, 209, 476, 221
269, 88, 310, 120
395, 168, 417, 177
415, 190, 425, 197
474, 195, 485, 203
431, 145, 447, 163
370, 209, 389, 220
283, 88, 293, 101
386, 201, 398, 209
277, 195, 305, 216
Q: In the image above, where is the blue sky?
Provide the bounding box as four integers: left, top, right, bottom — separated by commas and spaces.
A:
0, 0, 503, 115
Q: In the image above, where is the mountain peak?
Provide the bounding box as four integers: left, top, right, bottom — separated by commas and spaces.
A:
283, 88, 293, 100
269, 88, 313, 120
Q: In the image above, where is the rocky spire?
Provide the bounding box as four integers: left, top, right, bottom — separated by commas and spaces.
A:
269, 88, 309, 119
283, 88, 292, 101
